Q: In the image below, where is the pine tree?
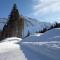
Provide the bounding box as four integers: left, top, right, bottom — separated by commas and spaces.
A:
1, 4, 20, 39
8, 4, 20, 24
25, 31, 30, 38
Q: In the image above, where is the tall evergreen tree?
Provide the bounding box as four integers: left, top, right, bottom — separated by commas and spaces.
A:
8, 4, 20, 24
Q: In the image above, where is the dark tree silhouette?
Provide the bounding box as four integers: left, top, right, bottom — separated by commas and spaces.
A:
1, 4, 24, 40
8, 4, 20, 25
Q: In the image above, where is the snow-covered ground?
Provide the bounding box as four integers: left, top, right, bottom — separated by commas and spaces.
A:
0, 37, 27, 60
0, 28, 60, 60
21, 28, 60, 60
21, 41, 60, 60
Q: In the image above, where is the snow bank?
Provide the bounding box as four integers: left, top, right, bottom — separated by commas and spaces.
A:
2, 37, 22, 43
0, 37, 26, 60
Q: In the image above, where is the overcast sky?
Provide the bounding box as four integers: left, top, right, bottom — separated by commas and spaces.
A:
0, 0, 60, 23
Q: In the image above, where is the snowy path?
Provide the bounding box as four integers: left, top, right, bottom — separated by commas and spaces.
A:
0, 38, 60, 60
0, 41, 27, 60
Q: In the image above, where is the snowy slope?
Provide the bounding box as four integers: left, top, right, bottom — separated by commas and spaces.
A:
22, 28, 60, 42
20, 28, 60, 60
21, 41, 60, 60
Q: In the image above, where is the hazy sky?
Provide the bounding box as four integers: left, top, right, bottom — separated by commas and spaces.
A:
0, 0, 60, 22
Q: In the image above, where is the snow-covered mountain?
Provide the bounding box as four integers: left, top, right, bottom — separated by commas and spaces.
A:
22, 17, 55, 37
0, 17, 55, 37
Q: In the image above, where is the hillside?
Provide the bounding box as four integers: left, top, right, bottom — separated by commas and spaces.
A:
22, 28, 60, 42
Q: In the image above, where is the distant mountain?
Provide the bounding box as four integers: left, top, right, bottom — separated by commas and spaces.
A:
0, 17, 56, 38
22, 17, 55, 37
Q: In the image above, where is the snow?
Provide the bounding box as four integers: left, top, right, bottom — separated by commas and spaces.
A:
0, 37, 27, 60
20, 28, 60, 60
30, 33, 43, 36
0, 28, 60, 60
2, 37, 22, 43
22, 28, 60, 42
23, 17, 53, 37
40, 28, 60, 41
21, 41, 60, 60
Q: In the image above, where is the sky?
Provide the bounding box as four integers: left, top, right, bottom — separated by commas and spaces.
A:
0, 0, 60, 23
